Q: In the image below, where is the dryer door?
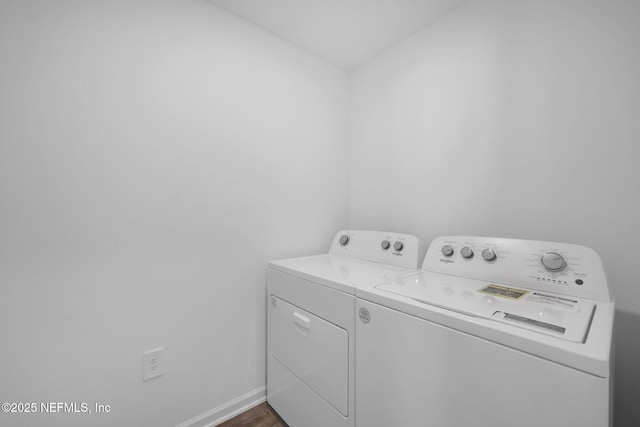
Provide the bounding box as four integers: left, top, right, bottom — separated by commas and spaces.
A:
270, 296, 349, 416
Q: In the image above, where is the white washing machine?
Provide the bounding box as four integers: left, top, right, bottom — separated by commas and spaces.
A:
267, 230, 425, 427
356, 236, 614, 427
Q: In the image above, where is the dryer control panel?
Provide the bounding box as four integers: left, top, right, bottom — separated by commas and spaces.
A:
423, 236, 611, 302
330, 230, 426, 269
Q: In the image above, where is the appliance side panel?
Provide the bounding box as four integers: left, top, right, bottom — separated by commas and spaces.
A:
356, 299, 610, 427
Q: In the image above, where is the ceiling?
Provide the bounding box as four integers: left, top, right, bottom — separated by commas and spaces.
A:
206, 0, 470, 71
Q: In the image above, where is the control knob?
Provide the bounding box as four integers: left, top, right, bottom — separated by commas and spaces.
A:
482, 248, 497, 261
394, 241, 404, 251
381, 240, 391, 250
442, 245, 454, 257
540, 252, 567, 272
339, 235, 349, 246
461, 247, 474, 259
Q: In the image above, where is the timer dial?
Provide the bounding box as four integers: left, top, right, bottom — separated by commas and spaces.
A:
394, 241, 404, 251
541, 252, 567, 272
339, 235, 349, 246
381, 240, 391, 250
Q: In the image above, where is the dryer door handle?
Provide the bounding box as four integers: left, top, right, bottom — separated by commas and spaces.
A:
292, 311, 311, 330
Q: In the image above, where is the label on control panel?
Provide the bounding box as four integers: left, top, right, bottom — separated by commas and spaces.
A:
525, 292, 579, 313
478, 284, 528, 300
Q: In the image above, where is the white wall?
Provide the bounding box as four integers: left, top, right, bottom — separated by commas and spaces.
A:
2, 0, 638, 425
0, 1, 348, 426
349, 0, 640, 424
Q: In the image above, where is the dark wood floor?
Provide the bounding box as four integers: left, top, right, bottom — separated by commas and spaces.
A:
218, 402, 288, 427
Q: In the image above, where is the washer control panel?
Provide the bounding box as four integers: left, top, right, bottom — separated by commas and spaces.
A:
330, 230, 426, 269
423, 236, 611, 302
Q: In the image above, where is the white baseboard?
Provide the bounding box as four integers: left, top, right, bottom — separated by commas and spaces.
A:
176, 386, 266, 427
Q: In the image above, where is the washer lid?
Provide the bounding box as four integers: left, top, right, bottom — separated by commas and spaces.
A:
376, 272, 595, 343
269, 254, 413, 294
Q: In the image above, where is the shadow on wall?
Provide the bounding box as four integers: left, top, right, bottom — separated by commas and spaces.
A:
614, 310, 640, 426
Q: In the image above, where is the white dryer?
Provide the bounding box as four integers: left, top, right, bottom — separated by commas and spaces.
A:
267, 230, 425, 427
356, 236, 614, 427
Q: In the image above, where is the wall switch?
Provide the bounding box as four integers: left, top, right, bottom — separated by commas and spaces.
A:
143, 348, 163, 381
